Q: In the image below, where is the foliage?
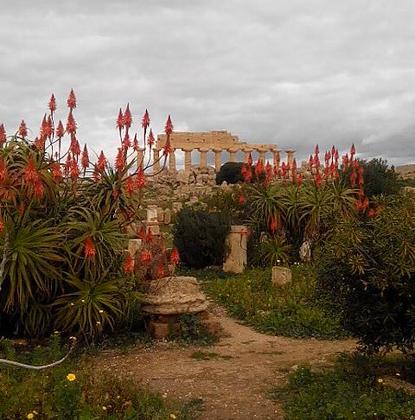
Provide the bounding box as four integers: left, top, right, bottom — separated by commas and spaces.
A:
316, 193, 415, 353
201, 266, 346, 339
216, 162, 245, 184
173, 207, 231, 268
0, 336, 200, 419
343, 158, 403, 197
0, 92, 174, 340
271, 354, 415, 419
252, 235, 292, 266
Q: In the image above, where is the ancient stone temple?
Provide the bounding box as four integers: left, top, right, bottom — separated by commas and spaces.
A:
155, 130, 295, 175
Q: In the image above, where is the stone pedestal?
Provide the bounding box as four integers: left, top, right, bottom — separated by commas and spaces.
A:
223, 225, 248, 274
271, 266, 292, 287
213, 149, 222, 171
169, 149, 176, 172
183, 148, 192, 175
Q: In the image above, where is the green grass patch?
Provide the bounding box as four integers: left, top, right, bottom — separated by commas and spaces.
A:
193, 265, 347, 339
271, 353, 415, 419
0, 336, 201, 419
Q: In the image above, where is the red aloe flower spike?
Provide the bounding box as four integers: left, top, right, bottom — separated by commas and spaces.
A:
46, 115, 53, 138
139, 249, 152, 264
115, 147, 126, 172
51, 162, 63, 182
123, 254, 135, 273
335, 149, 339, 161
314, 144, 319, 155
65, 152, 72, 176
96, 151, 107, 172
247, 152, 253, 166
350, 143, 356, 156
164, 115, 173, 135
331, 145, 336, 156
49, 94, 56, 112
67, 89, 77, 109
145, 229, 153, 243
35, 135, 46, 151
122, 132, 130, 150
147, 129, 155, 148
163, 138, 172, 156
170, 248, 180, 265
308, 155, 313, 168
125, 176, 135, 197
66, 111, 77, 134
350, 170, 357, 188
56, 120, 64, 138
33, 180, 44, 199
314, 171, 322, 188
24, 157, 39, 184
0, 124, 6, 146
135, 168, 146, 189
116, 108, 124, 132
137, 226, 146, 240
84, 237, 96, 259
156, 265, 165, 279
239, 194, 246, 205
70, 158, 80, 180
324, 151, 330, 163
297, 174, 303, 187
123, 103, 132, 129
18, 120, 28, 138
81, 145, 89, 170
70, 134, 81, 156
141, 109, 150, 129
255, 160, 264, 176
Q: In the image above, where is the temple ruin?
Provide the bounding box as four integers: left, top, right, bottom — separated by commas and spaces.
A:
154, 130, 295, 174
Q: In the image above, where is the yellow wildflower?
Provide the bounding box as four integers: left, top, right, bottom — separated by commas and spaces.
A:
377, 378, 384, 384
170, 415, 177, 419
27, 413, 34, 419
66, 373, 76, 382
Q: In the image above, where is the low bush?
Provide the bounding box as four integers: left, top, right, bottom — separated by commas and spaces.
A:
0, 336, 201, 419
316, 193, 415, 353
201, 266, 346, 339
173, 208, 231, 269
216, 162, 244, 184
272, 354, 415, 419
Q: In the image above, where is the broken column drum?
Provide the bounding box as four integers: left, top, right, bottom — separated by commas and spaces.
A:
223, 225, 248, 274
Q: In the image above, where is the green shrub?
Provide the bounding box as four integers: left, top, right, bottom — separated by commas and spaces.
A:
272, 354, 415, 419
316, 193, 415, 353
173, 208, 231, 268
216, 162, 244, 184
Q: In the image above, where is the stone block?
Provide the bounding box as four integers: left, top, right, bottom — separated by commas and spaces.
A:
271, 266, 292, 287
223, 225, 248, 274
157, 207, 164, 223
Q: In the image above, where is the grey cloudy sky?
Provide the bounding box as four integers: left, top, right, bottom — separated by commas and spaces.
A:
1, 0, 414, 166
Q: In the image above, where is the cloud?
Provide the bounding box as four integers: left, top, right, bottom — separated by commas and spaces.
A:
1, 0, 414, 165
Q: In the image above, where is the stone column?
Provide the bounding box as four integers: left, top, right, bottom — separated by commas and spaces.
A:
169, 148, 176, 172
272, 149, 281, 168
243, 147, 254, 163
228, 147, 239, 163
137, 148, 145, 169
258, 147, 268, 163
153, 148, 160, 173
183, 148, 192, 175
199, 147, 209, 168
213, 148, 222, 171
223, 225, 248, 274
286, 149, 295, 167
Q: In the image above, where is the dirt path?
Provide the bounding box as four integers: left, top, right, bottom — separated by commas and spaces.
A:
95, 308, 355, 419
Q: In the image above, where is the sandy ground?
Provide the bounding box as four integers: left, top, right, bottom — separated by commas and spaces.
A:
94, 308, 355, 419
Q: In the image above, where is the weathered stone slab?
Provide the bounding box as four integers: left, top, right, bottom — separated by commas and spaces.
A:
142, 276, 208, 315
271, 266, 292, 287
